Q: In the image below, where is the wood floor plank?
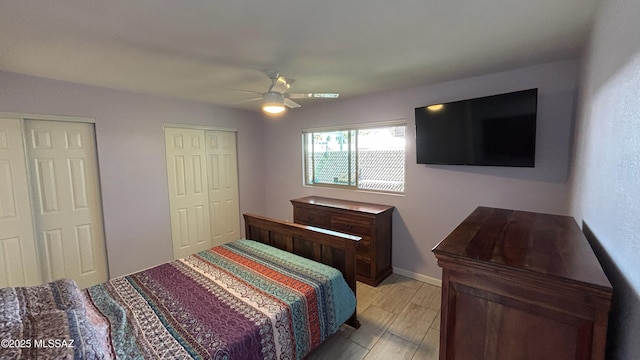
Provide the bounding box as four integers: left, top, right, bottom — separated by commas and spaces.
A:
363, 332, 418, 360
357, 281, 383, 313
313, 274, 442, 359
431, 311, 441, 331
372, 283, 418, 314
413, 328, 440, 360
309, 334, 369, 360
411, 283, 441, 310
380, 273, 424, 291
349, 305, 397, 349
388, 303, 438, 344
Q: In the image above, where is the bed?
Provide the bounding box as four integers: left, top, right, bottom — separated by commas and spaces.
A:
0, 213, 361, 360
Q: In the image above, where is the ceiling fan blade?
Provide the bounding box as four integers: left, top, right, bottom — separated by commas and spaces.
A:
270, 76, 294, 94
284, 98, 301, 108
235, 96, 263, 105
288, 92, 339, 99
230, 89, 262, 95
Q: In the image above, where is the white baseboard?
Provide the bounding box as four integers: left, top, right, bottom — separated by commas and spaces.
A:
393, 267, 442, 287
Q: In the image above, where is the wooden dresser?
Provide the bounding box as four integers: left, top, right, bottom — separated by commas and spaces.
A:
291, 196, 394, 286
432, 207, 612, 360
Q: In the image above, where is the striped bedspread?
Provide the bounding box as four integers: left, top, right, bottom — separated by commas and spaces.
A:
0, 279, 109, 359
85, 239, 356, 360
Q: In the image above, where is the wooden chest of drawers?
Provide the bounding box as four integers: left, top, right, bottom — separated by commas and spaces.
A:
291, 196, 394, 286
433, 207, 612, 360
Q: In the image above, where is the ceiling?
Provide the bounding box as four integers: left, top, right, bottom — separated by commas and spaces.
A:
0, 0, 600, 112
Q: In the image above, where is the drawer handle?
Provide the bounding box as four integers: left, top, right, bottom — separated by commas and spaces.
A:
307, 216, 314, 221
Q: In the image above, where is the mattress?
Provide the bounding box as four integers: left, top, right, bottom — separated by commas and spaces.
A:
85, 239, 356, 359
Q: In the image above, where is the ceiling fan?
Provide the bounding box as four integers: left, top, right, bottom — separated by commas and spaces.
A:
242, 69, 339, 114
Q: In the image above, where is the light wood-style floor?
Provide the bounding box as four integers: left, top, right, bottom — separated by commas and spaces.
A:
308, 273, 441, 360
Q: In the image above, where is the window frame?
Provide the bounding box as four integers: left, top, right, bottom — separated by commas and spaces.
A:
302, 120, 407, 194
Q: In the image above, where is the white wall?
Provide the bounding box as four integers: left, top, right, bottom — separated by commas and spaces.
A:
569, 0, 640, 357
0, 70, 266, 278
0, 60, 579, 284
264, 60, 578, 281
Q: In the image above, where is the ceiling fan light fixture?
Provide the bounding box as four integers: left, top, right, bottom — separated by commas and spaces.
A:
263, 103, 286, 114
262, 92, 286, 114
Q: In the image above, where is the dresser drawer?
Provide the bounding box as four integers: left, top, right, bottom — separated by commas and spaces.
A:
291, 196, 394, 287
330, 215, 372, 236
356, 258, 371, 278
293, 207, 331, 228
356, 239, 371, 256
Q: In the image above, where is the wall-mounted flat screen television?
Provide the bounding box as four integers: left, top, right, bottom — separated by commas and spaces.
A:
415, 88, 537, 167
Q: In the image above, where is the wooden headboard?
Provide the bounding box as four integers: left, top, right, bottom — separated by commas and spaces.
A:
243, 213, 361, 329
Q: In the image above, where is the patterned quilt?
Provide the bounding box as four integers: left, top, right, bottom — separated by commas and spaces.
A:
0, 278, 109, 359
85, 239, 356, 360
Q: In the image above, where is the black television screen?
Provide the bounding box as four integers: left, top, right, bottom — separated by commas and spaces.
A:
415, 88, 537, 167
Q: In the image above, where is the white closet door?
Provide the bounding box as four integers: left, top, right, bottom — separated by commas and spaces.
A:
0, 118, 40, 287
25, 120, 108, 288
206, 130, 240, 246
165, 127, 212, 258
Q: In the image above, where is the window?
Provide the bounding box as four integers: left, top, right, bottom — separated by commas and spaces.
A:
303, 122, 406, 193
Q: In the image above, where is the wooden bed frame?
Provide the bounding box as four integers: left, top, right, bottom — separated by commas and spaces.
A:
244, 213, 361, 328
